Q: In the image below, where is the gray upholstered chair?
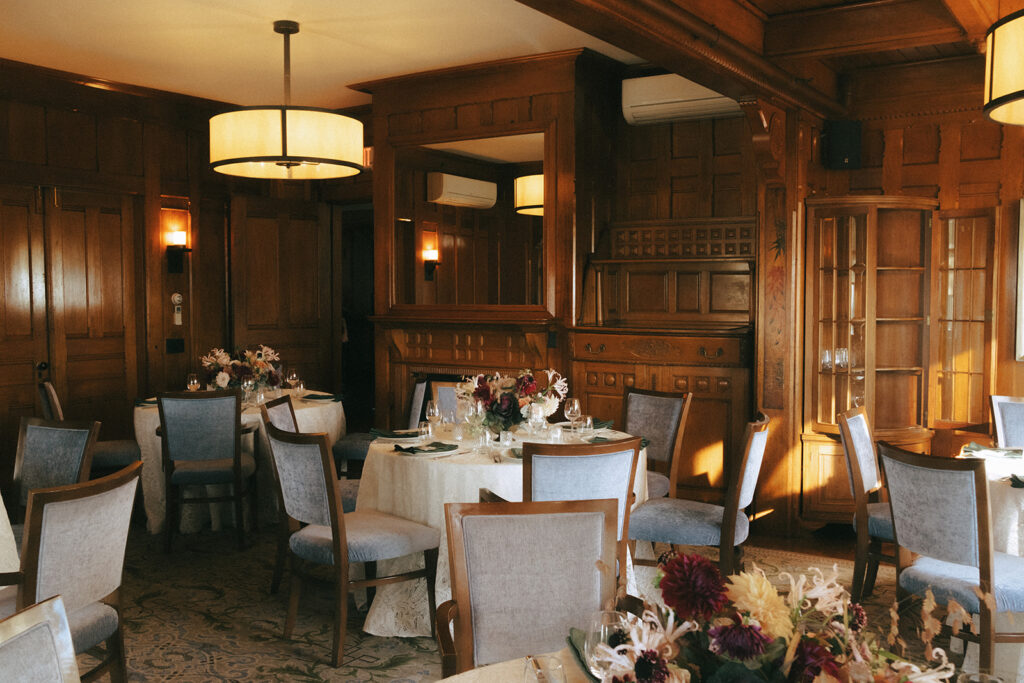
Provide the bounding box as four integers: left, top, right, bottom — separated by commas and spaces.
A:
158, 389, 257, 552
37, 381, 140, 475
436, 498, 619, 677
12, 417, 100, 518
628, 413, 770, 576
990, 395, 1024, 448
264, 423, 439, 667
622, 388, 692, 499
837, 406, 895, 601
0, 595, 80, 682
0, 462, 141, 683
522, 436, 642, 587
878, 442, 1024, 674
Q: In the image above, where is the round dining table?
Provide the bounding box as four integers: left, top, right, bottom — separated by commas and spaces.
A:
356, 427, 648, 637
439, 647, 590, 681
133, 388, 346, 534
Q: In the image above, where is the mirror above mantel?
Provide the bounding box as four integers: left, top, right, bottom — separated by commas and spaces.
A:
390, 131, 546, 309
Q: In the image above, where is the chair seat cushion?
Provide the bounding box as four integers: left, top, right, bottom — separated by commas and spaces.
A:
899, 551, 1024, 613
339, 479, 359, 514
91, 439, 141, 469
332, 433, 374, 462
852, 502, 895, 541
68, 602, 119, 653
170, 453, 256, 485
628, 497, 749, 547
646, 471, 670, 499
290, 510, 439, 566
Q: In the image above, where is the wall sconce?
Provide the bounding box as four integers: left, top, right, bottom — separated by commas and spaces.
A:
422, 248, 440, 281
161, 201, 192, 273
514, 174, 544, 216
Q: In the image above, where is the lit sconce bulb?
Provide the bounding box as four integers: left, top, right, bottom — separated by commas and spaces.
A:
167, 230, 188, 247
422, 248, 439, 261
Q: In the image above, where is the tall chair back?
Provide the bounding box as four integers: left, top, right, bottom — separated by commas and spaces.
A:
990, 395, 1024, 448
37, 381, 64, 421
0, 596, 80, 682
158, 389, 241, 464
261, 395, 298, 433
440, 499, 618, 673
622, 388, 692, 497
13, 417, 100, 508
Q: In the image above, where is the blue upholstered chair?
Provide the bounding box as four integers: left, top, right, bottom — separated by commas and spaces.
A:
837, 406, 895, 601
990, 395, 1024, 448
38, 381, 140, 475
0, 462, 141, 683
12, 417, 100, 520
436, 498, 619, 677
0, 595, 80, 682
621, 388, 692, 499
522, 436, 642, 587
158, 389, 257, 552
878, 442, 1024, 674
260, 395, 359, 594
628, 413, 770, 576
264, 423, 439, 668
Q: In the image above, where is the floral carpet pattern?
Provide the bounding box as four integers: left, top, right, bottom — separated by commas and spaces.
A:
112, 527, 945, 681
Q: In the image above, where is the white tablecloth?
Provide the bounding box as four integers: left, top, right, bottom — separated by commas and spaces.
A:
134, 389, 346, 534
356, 430, 647, 637
440, 647, 589, 682
0, 491, 17, 574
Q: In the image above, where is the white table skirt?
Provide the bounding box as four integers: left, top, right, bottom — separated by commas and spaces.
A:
356, 431, 648, 637
0, 490, 17, 573
440, 647, 589, 682
134, 389, 346, 534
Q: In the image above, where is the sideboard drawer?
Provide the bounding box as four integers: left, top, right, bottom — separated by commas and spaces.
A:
571, 332, 744, 366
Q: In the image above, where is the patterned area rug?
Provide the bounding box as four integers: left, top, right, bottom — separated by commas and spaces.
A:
110, 527, 952, 682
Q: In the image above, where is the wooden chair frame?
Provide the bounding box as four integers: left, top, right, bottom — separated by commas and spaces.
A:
265, 424, 438, 668
157, 389, 257, 552
12, 416, 100, 519
621, 387, 693, 497
522, 436, 641, 588
260, 394, 299, 594
837, 406, 896, 601
38, 381, 65, 421
0, 595, 80, 682
260, 394, 298, 433
878, 443, 1024, 673
19, 462, 141, 683
989, 395, 1024, 448
437, 498, 619, 677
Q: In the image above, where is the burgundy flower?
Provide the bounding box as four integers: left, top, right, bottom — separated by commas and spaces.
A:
632, 650, 670, 683
515, 373, 538, 397
788, 639, 841, 683
611, 676, 635, 683
709, 615, 772, 660
847, 602, 867, 632
472, 377, 493, 406
491, 392, 520, 423
659, 553, 728, 621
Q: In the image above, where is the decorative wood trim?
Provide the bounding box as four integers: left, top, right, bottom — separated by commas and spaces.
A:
601, 217, 756, 260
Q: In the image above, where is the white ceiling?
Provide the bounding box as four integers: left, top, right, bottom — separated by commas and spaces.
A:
0, 0, 641, 109
423, 133, 544, 164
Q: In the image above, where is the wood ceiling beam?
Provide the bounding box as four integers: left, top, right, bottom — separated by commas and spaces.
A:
765, 0, 967, 59
515, 0, 845, 119
938, 0, 996, 43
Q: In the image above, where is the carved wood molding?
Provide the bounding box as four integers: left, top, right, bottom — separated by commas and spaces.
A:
605, 218, 756, 259
740, 99, 786, 185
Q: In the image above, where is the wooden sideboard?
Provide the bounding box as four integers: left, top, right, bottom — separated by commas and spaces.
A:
569, 327, 752, 504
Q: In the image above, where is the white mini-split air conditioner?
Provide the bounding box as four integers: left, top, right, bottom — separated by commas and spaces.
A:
622, 74, 742, 125
426, 172, 497, 209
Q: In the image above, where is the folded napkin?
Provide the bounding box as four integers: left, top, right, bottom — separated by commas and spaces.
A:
1011, 474, 1024, 488
962, 441, 1023, 458
593, 418, 614, 430
393, 442, 458, 455
566, 628, 599, 682
134, 398, 157, 406
370, 427, 419, 439
302, 393, 344, 402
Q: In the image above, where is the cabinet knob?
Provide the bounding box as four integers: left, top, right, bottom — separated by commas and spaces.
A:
584, 343, 606, 354
699, 346, 724, 360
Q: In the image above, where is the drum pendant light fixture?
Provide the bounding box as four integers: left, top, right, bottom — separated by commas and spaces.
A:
984, 9, 1024, 125
513, 174, 544, 215
209, 20, 364, 180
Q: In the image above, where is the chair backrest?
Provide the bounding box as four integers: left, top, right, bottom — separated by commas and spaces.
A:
19, 462, 141, 615
37, 382, 64, 422
990, 395, 1024, 448
837, 406, 881, 498
157, 389, 241, 464
264, 424, 343, 542
717, 413, 770, 550
260, 394, 298, 433
0, 595, 80, 682
622, 388, 692, 483
407, 378, 429, 430
444, 499, 618, 670
431, 382, 459, 420
878, 442, 990, 571
13, 418, 100, 507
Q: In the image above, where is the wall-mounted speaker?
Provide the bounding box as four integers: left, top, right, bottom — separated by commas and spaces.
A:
822, 120, 862, 170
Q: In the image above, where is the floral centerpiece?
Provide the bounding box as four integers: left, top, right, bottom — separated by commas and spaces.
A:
591, 552, 955, 683
456, 369, 568, 432
201, 345, 281, 390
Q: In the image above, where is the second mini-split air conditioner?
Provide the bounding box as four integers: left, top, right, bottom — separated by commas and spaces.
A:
426, 172, 497, 209
622, 74, 742, 125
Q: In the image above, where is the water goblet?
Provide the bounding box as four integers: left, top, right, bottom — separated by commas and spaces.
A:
242, 378, 255, 406
583, 610, 628, 679
563, 397, 581, 430
293, 379, 305, 397
528, 403, 546, 435
418, 421, 432, 442
286, 368, 299, 389
425, 399, 442, 434
186, 373, 200, 392
578, 415, 594, 440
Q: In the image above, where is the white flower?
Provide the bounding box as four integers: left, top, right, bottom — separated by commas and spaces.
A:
541, 394, 559, 417
215, 371, 230, 388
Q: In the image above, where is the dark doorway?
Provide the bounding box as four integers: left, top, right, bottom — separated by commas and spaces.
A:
339, 204, 374, 432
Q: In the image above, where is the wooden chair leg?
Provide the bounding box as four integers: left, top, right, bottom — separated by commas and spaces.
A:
333, 576, 348, 667
851, 527, 870, 602
862, 542, 882, 598
107, 625, 128, 683
249, 475, 259, 533
270, 526, 288, 594
364, 561, 376, 608
164, 483, 176, 554
234, 482, 246, 551
424, 548, 439, 634
284, 570, 302, 639
979, 609, 994, 674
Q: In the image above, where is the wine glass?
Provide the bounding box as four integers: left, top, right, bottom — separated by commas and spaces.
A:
286, 368, 299, 389
186, 373, 200, 392
578, 415, 594, 440
583, 610, 627, 679
425, 400, 442, 432
528, 403, 546, 435
241, 378, 255, 405
563, 397, 581, 431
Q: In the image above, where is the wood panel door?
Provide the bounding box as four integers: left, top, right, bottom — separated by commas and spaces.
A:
0, 185, 48, 489
231, 196, 333, 391
46, 189, 138, 440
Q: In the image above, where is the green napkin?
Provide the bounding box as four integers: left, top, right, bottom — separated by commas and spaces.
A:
963, 441, 1023, 458
303, 393, 343, 402
566, 628, 599, 682
370, 428, 419, 439
593, 418, 614, 430
393, 442, 458, 455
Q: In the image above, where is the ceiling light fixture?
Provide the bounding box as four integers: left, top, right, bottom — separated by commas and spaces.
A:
513, 174, 544, 215
209, 20, 364, 180
984, 9, 1024, 125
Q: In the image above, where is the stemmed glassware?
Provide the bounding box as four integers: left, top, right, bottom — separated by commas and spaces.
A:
465, 400, 487, 451
241, 378, 256, 407
527, 403, 546, 435
563, 397, 581, 432
425, 400, 441, 437
186, 373, 200, 392
583, 610, 628, 679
